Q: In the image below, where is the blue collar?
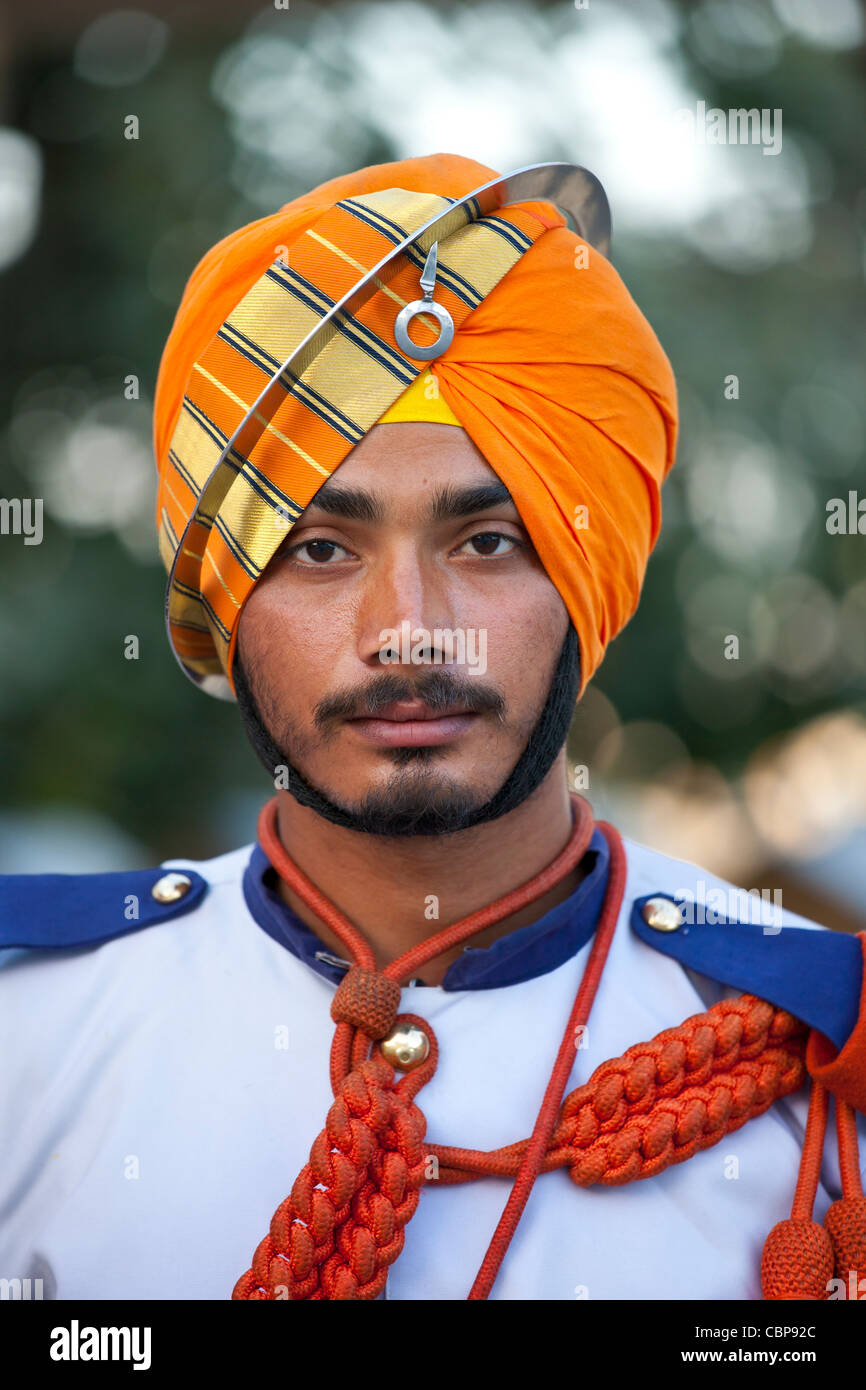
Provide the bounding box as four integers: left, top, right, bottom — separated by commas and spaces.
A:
241, 828, 611, 991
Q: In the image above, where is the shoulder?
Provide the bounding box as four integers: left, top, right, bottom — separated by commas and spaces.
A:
619, 833, 864, 1052
622, 834, 822, 929
0, 843, 254, 958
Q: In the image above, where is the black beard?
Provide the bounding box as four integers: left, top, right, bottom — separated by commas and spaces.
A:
232, 624, 580, 838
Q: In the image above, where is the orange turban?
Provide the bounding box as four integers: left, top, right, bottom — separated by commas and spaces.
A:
153, 153, 677, 700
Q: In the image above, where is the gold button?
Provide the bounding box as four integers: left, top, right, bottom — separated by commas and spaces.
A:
380, 1023, 430, 1071
151, 872, 192, 904
642, 897, 684, 932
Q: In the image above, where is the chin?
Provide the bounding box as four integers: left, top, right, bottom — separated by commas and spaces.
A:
313, 764, 495, 837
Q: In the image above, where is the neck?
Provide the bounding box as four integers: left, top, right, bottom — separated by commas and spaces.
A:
270, 755, 589, 987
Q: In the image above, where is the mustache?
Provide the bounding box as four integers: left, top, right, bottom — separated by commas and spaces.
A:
313, 669, 506, 732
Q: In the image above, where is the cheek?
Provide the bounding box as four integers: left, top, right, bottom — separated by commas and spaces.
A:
241, 578, 355, 675
478, 582, 568, 684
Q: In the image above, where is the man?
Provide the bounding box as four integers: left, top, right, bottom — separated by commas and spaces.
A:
1, 154, 864, 1302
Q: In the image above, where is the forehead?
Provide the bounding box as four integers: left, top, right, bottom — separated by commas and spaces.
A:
306, 421, 504, 504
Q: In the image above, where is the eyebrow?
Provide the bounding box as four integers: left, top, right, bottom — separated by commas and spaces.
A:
304, 480, 515, 525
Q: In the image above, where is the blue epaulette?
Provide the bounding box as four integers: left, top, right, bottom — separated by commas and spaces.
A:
0, 866, 207, 953
632, 893, 863, 1051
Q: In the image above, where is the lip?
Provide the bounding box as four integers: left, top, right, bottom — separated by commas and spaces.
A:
361, 699, 474, 723
347, 702, 479, 747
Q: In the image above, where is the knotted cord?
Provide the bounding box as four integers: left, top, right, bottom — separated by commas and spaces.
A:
232, 795, 861, 1301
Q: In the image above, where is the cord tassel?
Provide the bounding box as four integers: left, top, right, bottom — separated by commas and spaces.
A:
761, 1076, 834, 1299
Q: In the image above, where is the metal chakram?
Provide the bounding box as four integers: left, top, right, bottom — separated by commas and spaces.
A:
165, 160, 612, 698
393, 242, 454, 361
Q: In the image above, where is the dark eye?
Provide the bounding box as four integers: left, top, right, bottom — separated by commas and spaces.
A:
283, 538, 349, 564
457, 531, 519, 557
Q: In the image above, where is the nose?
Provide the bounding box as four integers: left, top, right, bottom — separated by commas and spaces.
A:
356, 543, 456, 668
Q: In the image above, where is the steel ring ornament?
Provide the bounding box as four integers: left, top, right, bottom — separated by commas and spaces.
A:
164, 160, 612, 699
393, 242, 455, 361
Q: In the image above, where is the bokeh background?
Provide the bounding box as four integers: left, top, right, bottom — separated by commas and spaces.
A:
1, 0, 864, 931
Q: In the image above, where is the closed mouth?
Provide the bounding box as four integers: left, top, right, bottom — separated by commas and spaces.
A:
348, 699, 474, 723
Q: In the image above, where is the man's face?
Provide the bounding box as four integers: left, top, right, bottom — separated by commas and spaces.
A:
236, 421, 570, 825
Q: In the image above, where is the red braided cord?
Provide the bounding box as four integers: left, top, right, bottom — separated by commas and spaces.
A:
258, 793, 597, 993
236, 797, 818, 1300
467, 820, 625, 1299
259, 793, 596, 1099
232, 994, 808, 1298
836, 1097, 864, 1200
791, 1079, 829, 1222
761, 1078, 834, 1300
234, 793, 601, 1299
431, 995, 808, 1187
824, 1097, 866, 1296
233, 1022, 438, 1301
